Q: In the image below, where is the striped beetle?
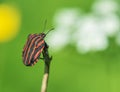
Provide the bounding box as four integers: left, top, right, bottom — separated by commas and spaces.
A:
22, 28, 53, 66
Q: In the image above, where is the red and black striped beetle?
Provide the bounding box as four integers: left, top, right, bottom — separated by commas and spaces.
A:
22, 29, 53, 66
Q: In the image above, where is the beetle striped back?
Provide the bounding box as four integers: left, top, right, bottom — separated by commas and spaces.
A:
22, 33, 46, 66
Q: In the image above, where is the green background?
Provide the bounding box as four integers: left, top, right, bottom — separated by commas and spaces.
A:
0, 0, 120, 92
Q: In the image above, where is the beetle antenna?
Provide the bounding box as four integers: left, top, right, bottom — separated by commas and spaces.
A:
42, 19, 47, 33
46, 28, 54, 35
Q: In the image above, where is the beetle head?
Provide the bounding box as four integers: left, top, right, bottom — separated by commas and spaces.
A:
40, 28, 54, 38
40, 33, 46, 38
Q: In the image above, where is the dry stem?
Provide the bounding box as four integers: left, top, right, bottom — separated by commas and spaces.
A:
40, 46, 52, 92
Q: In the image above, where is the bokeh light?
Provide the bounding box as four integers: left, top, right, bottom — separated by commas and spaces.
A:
0, 4, 21, 43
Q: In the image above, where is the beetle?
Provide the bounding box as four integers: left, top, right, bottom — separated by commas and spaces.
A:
22, 28, 53, 66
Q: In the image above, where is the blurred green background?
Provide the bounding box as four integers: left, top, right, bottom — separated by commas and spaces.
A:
0, 0, 120, 92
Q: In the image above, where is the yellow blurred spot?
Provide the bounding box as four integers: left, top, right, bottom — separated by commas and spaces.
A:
0, 4, 21, 43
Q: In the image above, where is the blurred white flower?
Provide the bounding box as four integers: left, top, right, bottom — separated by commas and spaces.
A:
99, 14, 120, 37
54, 8, 80, 28
46, 27, 70, 51
47, 0, 119, 54
92, 0, 119, 16
75, 14, 108, 53
48, 8, 81, 51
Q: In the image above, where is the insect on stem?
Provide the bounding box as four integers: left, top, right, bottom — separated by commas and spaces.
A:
22, 19, 54, 92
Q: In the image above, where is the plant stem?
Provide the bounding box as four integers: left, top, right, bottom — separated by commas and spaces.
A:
41, 62, 50, 92
41, 46, 52, 92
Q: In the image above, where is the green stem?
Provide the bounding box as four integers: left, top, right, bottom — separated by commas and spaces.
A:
41, 47, 52, 92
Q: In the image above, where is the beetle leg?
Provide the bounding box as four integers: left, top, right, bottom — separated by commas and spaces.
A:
44, 41, 49, 48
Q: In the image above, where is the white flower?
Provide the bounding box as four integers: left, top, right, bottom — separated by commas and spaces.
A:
99, 14, 120, 37
75, 14, 108, 53
54, 8, 79, 28
46, 27, 70, 51
47, 0, 119, 53
92, 0, 119, 16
